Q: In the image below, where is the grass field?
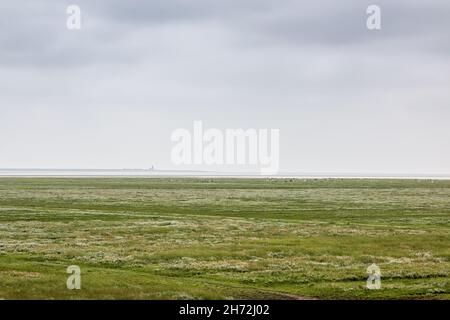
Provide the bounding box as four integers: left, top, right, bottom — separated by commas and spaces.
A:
0, 177, 449, 299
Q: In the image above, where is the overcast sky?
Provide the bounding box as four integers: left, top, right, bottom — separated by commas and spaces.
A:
0, 0, 449, 173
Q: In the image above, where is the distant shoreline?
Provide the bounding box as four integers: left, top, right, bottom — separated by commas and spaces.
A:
0, 169, 450, 180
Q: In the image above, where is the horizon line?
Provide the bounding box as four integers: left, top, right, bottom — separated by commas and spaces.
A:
1, 168, 450, 179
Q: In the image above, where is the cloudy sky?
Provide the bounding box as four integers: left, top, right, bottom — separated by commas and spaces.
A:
1, 0, 449, 174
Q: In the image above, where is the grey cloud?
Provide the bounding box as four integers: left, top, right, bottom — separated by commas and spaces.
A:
1, 0, 449, 69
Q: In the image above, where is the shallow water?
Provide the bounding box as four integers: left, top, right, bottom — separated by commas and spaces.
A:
0, 169, 449, 179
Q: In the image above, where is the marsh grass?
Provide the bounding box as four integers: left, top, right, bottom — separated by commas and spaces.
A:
0, 178, 449, 299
